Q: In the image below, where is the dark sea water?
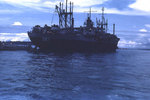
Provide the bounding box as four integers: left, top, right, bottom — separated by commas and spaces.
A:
0, 49, 150, 100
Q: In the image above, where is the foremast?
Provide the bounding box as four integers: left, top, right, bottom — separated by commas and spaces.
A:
55, 0, 74, 29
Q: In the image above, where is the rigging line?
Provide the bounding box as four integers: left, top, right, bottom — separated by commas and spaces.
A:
51, 11, 55, 25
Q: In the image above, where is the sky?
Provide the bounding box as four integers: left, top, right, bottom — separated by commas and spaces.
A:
0, 0, 150, 48
1, 0, 150, 26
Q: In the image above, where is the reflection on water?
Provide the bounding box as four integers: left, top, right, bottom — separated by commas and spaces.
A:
0, 49, 150, 100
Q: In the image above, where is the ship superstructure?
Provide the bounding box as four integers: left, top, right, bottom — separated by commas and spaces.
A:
28, 0, 119, 52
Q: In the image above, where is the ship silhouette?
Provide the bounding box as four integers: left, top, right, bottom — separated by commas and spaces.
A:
28, 0, 120, 52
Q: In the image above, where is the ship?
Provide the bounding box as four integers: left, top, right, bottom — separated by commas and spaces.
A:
28, 0, 120, 52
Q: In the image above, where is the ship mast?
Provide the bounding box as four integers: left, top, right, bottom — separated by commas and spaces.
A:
84, 8, 97, 28
96, 7, 108, 33
65, 0, 68, 28
89, 7, 92, 18
55, 0, 74, 29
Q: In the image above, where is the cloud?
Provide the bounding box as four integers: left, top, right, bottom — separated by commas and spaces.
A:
145, 24, 150, 28
12, 22, 23, 26
0, 0, 108, 12
0, 0, 108, 7
118, 40, 142, 48
1, 0, 41, 5
43, 1, 61, 8
70, 0, 108, 7
0, 0, 150, 16
138, 34, 147, 37
129, 0, 150, 12
0, 0, 42, 11
0, 33, 29, 41
139, 29, 148, 32
0, 9, 21, 14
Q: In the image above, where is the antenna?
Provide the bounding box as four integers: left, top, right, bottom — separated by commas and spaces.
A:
102, 7, 105, 24
89, 7, 91, 18
84, 8, 97, 18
